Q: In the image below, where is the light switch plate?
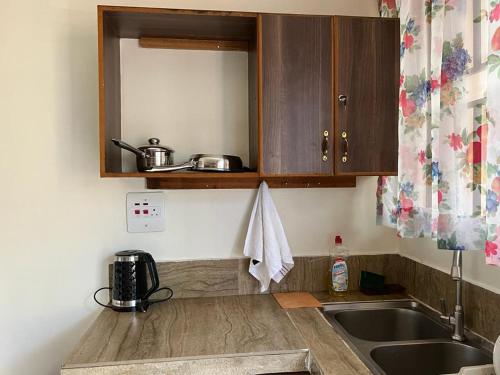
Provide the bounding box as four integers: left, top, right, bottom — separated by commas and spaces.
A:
126, 192, 165, 233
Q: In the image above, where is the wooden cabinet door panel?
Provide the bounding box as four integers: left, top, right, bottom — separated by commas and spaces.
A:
261, 15, 333, 175
334, 16, 399, 175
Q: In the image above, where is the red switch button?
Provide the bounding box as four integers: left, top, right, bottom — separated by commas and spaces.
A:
134, 209, 140, 215
143, 209, 149, 215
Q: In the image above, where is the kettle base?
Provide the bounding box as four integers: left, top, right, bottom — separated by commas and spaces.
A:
111, 304, 149, 313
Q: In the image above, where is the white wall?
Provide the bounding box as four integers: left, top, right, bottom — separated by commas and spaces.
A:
0, 1, 391, 375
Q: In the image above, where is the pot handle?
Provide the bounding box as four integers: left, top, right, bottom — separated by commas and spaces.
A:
144, 160, 195, 172
111, 139, 147, 158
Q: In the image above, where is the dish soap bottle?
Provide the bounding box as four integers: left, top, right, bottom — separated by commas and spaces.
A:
329, 235, 349, 295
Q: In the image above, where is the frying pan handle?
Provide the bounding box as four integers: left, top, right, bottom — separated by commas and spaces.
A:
111, 139, 147, 158
144, 160, 195, 172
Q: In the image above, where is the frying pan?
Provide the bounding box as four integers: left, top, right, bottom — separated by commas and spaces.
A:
145, 154, 244, 172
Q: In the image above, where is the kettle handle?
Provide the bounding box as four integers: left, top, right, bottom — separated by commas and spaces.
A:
144, 253, 159, 299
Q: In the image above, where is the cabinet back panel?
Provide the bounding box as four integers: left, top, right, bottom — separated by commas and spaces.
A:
120, 39, 250, 172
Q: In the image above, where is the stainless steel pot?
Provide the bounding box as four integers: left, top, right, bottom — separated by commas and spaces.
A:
145, 154, 244, 172
112, 138, 174, 171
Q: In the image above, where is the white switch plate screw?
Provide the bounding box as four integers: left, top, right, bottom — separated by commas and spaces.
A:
126, 192, 166, 233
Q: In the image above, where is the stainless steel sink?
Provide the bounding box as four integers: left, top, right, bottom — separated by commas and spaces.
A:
334, 308, 449, 341
371, 342, 492, 375
322, 300, 492, 375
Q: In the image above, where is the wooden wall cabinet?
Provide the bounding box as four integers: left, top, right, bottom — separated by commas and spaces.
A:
98, 6, 399, 189
260, 15, 399, 178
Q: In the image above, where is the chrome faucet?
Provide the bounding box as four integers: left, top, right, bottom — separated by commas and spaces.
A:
440, 250, 465, 341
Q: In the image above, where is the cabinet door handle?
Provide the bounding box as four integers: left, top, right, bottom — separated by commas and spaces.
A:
338, 94, 347, 109
341, 131, 348, 163
322, 130, 329, 162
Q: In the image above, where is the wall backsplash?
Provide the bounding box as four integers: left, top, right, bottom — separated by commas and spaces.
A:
396, 256, 500, 343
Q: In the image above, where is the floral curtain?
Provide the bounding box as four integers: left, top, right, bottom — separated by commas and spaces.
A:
376, 0, 500, 265
379, 0, 399, 17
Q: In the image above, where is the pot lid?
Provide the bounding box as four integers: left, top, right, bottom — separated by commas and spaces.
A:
138, 138, 174, 153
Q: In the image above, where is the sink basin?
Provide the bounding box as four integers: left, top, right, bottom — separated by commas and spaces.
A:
321, 300, 493, 375
333, 308, 449, 341
371, 342, 492, 375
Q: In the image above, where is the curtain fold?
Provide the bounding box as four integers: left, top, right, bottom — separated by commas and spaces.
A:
376, 0, 500, 265
486, 1, 500, 263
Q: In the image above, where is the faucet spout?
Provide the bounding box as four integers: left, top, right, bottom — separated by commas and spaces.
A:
450, 250, 465, 342
451, 249, 462, 281
440, 251, 465, 341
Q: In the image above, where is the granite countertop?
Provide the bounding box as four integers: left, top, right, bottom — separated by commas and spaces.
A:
62, 293, 407, 375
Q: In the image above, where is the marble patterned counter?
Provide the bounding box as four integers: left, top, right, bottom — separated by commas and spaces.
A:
63, 295, 310, 374
61, 293, 380, 375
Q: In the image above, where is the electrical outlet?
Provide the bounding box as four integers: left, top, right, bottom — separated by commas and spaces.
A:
126, 192, 166, 233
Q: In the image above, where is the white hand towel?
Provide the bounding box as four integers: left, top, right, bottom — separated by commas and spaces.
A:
243, 181, 294, 292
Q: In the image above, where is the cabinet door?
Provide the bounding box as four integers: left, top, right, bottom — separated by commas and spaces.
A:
334, 16, 399, 175
261, 15, 333, 175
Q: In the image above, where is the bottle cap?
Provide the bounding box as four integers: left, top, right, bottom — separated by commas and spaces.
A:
335, 235, 342, 245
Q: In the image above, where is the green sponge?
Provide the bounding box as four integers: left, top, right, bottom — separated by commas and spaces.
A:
359, 271, 386, 294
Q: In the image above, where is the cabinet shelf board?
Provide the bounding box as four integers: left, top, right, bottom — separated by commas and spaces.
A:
102, 172, 260, 179
145, 175, 356, 189
139, 37, 249, 51
99, 6, 257, 40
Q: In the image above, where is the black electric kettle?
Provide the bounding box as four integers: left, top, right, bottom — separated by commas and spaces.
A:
94, 250, 173, 312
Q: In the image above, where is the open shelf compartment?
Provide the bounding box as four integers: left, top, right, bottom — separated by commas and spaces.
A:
98, 6, 259, 178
